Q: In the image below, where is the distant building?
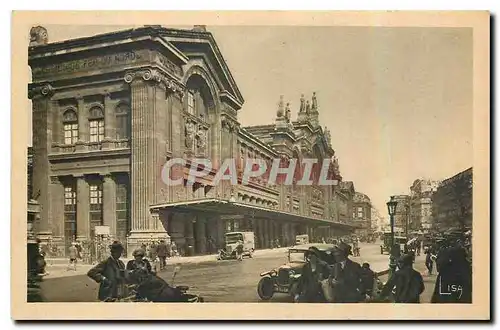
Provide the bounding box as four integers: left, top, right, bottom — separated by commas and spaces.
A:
409, 179, 440, 232
391, 195, 410, 235
431, 168, 473, 232
371, 207, 387, 233
352, 192, 372, 237
338, 181, 355, 225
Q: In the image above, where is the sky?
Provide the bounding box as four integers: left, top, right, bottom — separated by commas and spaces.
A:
27, 25, 473, 219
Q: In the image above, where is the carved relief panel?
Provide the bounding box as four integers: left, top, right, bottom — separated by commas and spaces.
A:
184, 115, 209, 157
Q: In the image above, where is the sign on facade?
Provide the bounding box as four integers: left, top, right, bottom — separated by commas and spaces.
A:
94, 226, 110, 236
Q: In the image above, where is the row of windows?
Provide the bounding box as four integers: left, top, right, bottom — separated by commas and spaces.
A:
62, 104, 129, 145
64, 181, 129, 243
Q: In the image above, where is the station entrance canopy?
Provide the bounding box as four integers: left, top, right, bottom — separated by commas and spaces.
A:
150, 198, 355, 231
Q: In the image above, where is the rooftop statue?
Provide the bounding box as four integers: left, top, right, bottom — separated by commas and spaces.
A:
305, 100, 311, 114
276, 95, 285, 118
312, 92, 318, 110
299, 94, 305, 112
29, 26, 48, 47
285, 102, 291, 122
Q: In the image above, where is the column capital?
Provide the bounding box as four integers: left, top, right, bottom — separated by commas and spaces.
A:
124, 68, 185, 95
28, 83, 54, 99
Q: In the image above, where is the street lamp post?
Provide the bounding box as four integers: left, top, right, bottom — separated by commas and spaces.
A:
386, 196, 399, 278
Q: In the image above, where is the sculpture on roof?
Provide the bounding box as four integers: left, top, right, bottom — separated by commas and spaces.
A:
324, 126, 331, 146
299, 94, 306, 112
276, 95, 284, 118
331, 155, 340, 174
285, 102, 291, 122
305, 100, 311, 114
192, 25, 207, 32
29, 26, 48, 47
312, 92, 318, 110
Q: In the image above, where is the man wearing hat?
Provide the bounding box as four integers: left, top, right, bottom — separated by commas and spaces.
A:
87, 241, 127, 301
377, 253, 425, 303
329, 242, 364, 303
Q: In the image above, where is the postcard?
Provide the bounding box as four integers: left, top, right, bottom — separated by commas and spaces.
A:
12, 10, 489, 320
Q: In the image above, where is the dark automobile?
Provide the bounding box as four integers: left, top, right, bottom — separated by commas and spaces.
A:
257, 243, 336, 301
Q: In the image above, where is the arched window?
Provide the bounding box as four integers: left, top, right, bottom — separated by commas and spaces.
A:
63, 109, 78, 145
89, 106, 104, 143
115, 103, 129, 139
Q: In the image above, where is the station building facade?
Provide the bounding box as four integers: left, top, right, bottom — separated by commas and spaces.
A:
28, 25, 354, 256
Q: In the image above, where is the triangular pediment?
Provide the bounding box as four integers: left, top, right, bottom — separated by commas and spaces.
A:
159, 28, 245, 110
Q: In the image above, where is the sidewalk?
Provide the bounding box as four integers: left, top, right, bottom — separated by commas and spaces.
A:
44, 247, 289, 279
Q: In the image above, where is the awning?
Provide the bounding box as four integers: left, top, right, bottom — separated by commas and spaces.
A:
150, 198, 355, 230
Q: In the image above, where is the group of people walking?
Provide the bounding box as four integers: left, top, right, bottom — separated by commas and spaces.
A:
293, 231, 472, 304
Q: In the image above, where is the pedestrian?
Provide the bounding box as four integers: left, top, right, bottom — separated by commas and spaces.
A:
156, 239, 168, 271
296, 248, 331, 302
359, 263, 376, 299
235, 240, 244, 261
67, 242, 78, 271
87, 241, 127, 302
377, 254, 425, 303
171, 241, 178, 257
431, 245, 472, 303
126, 248, 153, 274
424, 247, 435, 275
150, 241, 158, 260
329, 242, 364, 303
75, 241, 82, 260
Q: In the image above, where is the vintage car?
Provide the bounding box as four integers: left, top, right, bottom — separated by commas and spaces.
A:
217, 231, 255, 260
257, 243, 336, 301
380, 233, 407, 254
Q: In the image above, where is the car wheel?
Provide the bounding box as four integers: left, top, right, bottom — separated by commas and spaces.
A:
257, 277, 274, 300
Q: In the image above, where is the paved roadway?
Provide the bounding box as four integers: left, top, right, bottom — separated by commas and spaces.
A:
39, 242, 436, 303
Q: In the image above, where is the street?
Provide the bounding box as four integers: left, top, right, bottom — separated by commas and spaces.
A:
39, 242, 437, 303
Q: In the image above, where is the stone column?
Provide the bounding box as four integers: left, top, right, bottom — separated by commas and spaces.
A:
262, 219, 269, 249
185, 217, 195, 256
76, 97, 88, 151
103, 93, 116, 140
28, 83, 55, 243
76, 175, 90, 241
125, 69, 172, 253
102, 93, 116, 149
102, 173, 117, 238
216, 218, 225, 248
195, 219, 207, 254
49, 176, 65, 240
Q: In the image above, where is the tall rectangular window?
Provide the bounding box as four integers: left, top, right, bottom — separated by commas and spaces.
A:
187, 90, 195, 115
64, 184, 77, 254
64, 123, 79, 144
63, 109, 79, 145
115, 175, 129, 254
89, 119, 104, 142
115, 104, 130, 140
89, 183, 103, 237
